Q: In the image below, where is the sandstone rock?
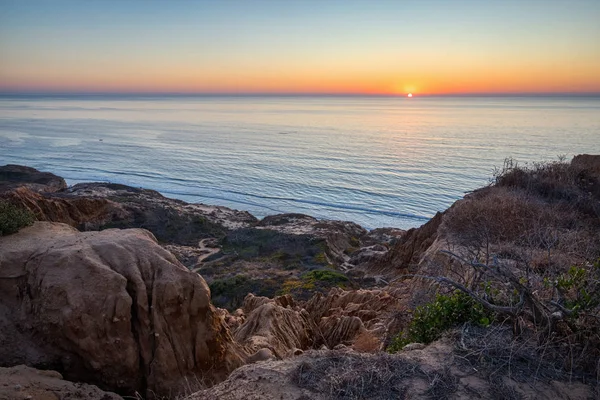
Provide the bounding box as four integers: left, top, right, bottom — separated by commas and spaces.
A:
234, 302, 316, 358
2, 186, 125, 229
319, 315, 364, 347
0, 365, 121, 400
0, 222, 243, 397
367, 212, 443, 276
246, 348, 275, 364
191, 344, 596, 400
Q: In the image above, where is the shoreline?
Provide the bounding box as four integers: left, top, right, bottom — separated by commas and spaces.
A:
60, 175, 431, 232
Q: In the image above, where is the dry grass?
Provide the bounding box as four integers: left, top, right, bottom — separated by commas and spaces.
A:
453, 323, 599, 386
290, 352, 428, 400
426, 158, 600, 386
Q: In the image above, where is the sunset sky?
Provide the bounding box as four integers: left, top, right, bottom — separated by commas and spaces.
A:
1, 0, 599, 95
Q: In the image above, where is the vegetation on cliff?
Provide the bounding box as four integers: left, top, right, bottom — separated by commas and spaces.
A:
387, 156, 600, 380
0, 200, 35, 235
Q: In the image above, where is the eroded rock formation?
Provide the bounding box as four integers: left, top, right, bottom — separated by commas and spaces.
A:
0, 222, 243, 397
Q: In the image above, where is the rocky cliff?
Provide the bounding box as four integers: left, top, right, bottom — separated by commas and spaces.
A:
0, 222, 243, 398
2, 156, 599, 399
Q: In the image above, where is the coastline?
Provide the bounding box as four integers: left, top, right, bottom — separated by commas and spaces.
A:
2, 156, 600, 399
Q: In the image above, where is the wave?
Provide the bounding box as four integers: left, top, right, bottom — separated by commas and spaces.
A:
55, 165, 431, 223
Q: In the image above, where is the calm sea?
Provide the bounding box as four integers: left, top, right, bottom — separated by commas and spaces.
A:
1, 95, 598, 229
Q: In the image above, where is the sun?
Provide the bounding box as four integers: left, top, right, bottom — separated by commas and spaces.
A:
407, 93, 413, 98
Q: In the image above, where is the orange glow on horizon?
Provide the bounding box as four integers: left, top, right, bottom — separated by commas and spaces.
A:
1, 60, 600, 95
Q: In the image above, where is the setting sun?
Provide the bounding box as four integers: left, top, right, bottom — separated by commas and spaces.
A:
407, 93, 413, 98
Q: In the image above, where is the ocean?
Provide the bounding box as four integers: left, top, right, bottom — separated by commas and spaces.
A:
1, 95, 599, 229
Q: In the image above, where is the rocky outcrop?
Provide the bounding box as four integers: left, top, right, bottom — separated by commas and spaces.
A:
234, 295, 316, 358
370, 212, 443, 276
2, 186, 126, 229
190, 342, 596, 400
257, 213, 367, 266
0, 365, 122, 400
2, 166, 399, 312
232, 288, 406, 358
0, 222, 243, 397
0, 165, 67, 193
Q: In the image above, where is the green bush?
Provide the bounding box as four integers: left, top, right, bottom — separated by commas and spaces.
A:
544, 260, 600, 316
303, 269, 349, 285
279, 269, 351, 300
0, 201, 35, 236
387, 291, 492, 353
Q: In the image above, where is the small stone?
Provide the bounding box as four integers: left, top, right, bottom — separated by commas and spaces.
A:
403, 343, 426, 351
14, 384, 22, 391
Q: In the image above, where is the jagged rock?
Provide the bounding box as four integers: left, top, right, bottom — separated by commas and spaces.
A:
0, 222, 243, 397
234, 302, 316, 358
0, 365, 122, 400
319, 316, 364, 347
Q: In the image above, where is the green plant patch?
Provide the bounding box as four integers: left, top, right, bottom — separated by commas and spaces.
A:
387, 291, 493, 353
0, 201, 35, 236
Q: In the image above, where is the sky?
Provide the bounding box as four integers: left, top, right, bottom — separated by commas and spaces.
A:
1, 0, 599, 95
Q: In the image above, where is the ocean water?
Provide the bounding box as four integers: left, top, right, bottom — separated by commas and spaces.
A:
0, 95, 599, 229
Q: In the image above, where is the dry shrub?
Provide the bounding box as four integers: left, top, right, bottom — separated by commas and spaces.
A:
351, 330, 380, 353
290, 352, 426, 400
426, 158, 600, 384
494, 157, 600, 219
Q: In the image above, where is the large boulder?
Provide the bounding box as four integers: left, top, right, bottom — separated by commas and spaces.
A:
0, 365, 122, 400
0, 222, 243, 398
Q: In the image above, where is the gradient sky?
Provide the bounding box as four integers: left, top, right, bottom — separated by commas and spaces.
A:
1, 0, 599, 95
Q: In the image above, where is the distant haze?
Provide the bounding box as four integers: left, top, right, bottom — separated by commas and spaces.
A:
1, 0, 599, 95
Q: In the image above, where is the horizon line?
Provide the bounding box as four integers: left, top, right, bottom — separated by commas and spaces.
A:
1, 91, 600, 98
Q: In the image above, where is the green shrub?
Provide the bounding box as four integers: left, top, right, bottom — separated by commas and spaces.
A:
387, 291, 492, 353
544, 260, 600, 316
303, 269, 348, 285
279, 269, 351, 300
0, 201, 35, 236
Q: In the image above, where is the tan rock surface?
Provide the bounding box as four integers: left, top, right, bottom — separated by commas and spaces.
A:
0, 222, 243, 397
234, 301, 316, 358
191, 345, 595, 400
0, 365, 122, 400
